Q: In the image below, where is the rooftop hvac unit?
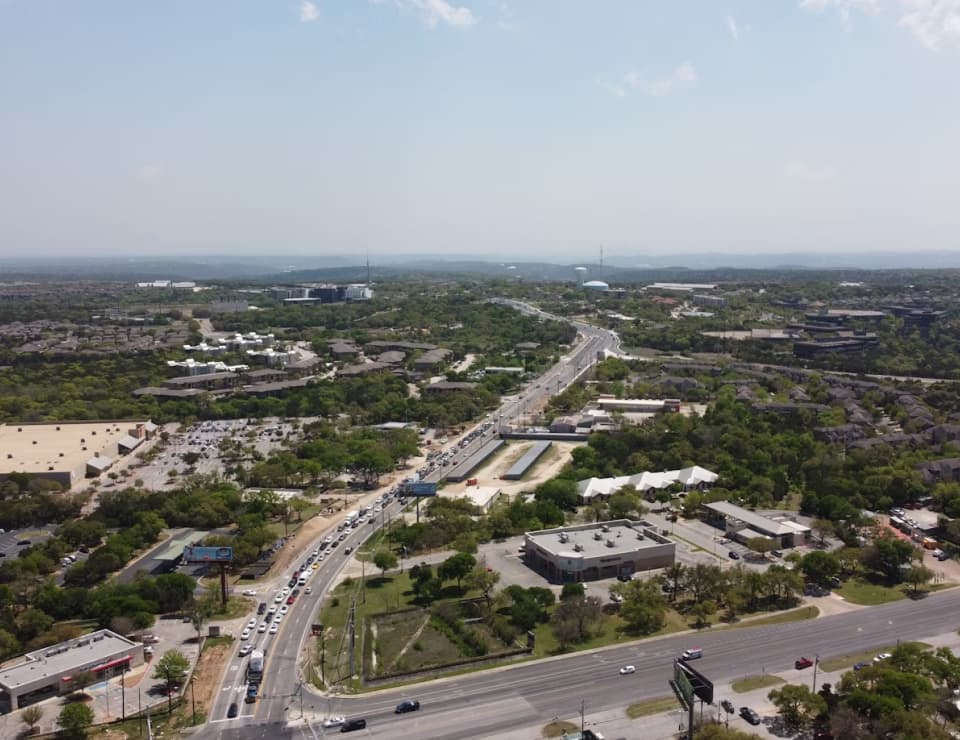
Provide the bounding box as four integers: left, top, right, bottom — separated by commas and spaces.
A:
636, 533, 645, 540
606, 539, 615, 548
574, 544, 583, 552
594, 532, 602, 541
601, 524, 610, 533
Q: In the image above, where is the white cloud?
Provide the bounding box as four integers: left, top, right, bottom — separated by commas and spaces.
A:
299, 0, 320, 22
726, 15, 741, 41
784, 160, 837, 181
137, 164, 162, 181
411, 0, 477, 28
899, 0, 960, 50
604, 63, 698, 98
648, 63, 698, 96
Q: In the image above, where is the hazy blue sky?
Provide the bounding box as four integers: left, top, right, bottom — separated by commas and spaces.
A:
1, 0, 959, 259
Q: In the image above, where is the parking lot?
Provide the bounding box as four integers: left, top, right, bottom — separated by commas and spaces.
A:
0, 526, 54, 562
131, 417, 318, 490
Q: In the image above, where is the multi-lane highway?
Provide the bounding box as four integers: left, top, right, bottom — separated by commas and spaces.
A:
212, 585, 960, 739
204, 304, 621, 738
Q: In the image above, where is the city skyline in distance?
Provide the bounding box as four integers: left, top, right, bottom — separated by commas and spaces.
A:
1, 0, 959, 258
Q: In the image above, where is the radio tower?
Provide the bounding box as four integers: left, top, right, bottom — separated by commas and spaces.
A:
366, 255, 371, 286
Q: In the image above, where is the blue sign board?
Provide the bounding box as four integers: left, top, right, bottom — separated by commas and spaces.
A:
406, 482, 438, 497
183, 545, 234, 563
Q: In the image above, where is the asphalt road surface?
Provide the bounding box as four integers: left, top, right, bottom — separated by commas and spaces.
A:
210, 588, 960, 740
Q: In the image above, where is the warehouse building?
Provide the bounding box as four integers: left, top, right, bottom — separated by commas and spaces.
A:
524, 520, 675, 583
0, 420, 158, 488
0, 630, 144, 711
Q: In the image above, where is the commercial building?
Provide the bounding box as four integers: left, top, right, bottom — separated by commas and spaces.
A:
703, 501, 810, 548
439, 485, 502, 512
577, 465, 717, 503
524, 520, 675, 583
0, 630, 144, 711
595, 396, 681, 413
0, 420, 157, 488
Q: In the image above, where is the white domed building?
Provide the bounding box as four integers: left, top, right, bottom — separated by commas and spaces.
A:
582, 280, 610, 292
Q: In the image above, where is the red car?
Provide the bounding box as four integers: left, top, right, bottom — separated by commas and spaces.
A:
286, 595, 296, 605
795, 657, 814, 670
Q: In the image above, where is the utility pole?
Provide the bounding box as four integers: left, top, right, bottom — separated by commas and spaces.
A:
121, 670, 126, 721
320, 628, 326, 685
580, 699, 585, 735
812, 654, 820, 693
348, 602, 356, 678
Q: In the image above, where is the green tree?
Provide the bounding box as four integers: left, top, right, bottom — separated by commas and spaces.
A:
373, 549, 398, 579
154, 649, 190, 712
550, 593, 602, 648
20, 705, 43, 735
465, 566, 500, 608
616, 578, 667, 635
862, 537, 917, 583
57, 702, 94, 740
800, 550, 841, 587
689, 599, 717, 628
768, 683, 827, 729
438, 552, 476, 591
745, 536, 775, 559
904, 563, 934, 594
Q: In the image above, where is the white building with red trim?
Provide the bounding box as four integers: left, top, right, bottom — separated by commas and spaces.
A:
0, 629, 143, 711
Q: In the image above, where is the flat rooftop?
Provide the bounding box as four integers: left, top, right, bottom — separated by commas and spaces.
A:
0, 630, 138, 690
527, 520, 669, 559
439, 486, 501, 510
0, 421, 146, 476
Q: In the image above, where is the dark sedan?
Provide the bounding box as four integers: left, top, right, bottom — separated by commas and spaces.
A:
395, 699, 421, 714
739, 707, 761, 725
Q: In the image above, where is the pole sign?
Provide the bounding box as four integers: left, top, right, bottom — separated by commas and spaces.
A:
406, 482, 438, 497
676, 660, 715, 704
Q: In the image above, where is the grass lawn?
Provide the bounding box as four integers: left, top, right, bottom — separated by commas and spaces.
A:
320, 572, 485, 687
817, 641, 930, 672
542, 720, 579, 737
532, 606, 688, 657
837, 579, 906, 605
721, 606, 819, 630
731, 675, 785, 693
626, 696, 678, 718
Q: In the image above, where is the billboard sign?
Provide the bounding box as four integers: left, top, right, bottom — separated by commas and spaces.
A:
676, 660, 714, 704
183, 546, 234, 564
406, 482, 438, 497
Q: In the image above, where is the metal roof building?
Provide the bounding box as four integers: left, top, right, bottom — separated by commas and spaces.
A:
703, 501, 811, 548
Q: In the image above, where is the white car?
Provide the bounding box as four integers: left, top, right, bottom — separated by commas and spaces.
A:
274, 593, 284, 604
305, 586, 312, 595
281, 587, 290, 596
321, 716, 344, 728
239, 644, 253, 657
874, 652, 893, 663
280, 605, 289, 615
258, 622, 268, 633
240, 629, 251, 641
269, 623, 279, 635
246, 618, 257, 630
242, 589, 257, 596
619, 665, 636, 675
